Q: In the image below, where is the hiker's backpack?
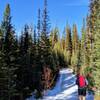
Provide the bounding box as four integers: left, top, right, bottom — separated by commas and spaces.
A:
79, 76, 86, 87
76, 75, 87, 88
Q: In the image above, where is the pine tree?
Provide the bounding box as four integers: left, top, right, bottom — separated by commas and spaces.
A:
0, 4, 18, 100
16, 25, 34, 99
36, 8, 43, 72
38, 0, 59, 91
33, 26, 43, 98
0, 28, 3, 49
61, 29, 66, 50
40, 0, 52, 67
50, 27, 59, 48
50, 27, 60, 67
80, 18, 90, 67
81, 19, 86, 65
71, 24, 79, 72
37, 8, 41, 42
65, 24, 72, 66
89, 0, 100, 94
89, 0, 97, 34
61, 30, 68, 68
0, 26, 6, 100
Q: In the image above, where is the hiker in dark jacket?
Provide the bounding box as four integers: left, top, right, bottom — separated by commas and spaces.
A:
76, 72, 88, 100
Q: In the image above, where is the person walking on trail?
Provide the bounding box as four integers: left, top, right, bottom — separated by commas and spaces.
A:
76, 72, 88, 100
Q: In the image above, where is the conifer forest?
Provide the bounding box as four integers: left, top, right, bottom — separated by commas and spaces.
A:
0, 0, 100, 100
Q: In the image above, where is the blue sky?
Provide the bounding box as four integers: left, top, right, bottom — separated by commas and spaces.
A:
0, 0, 89, 36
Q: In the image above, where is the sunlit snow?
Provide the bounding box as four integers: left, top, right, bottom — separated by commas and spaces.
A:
26, 68, 94, 100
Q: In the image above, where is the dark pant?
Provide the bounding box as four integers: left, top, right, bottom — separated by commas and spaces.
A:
78, 87, 86, 96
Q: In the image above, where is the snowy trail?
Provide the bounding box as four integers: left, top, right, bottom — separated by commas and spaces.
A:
27, 68, 94, 100
43, 69, 78, 100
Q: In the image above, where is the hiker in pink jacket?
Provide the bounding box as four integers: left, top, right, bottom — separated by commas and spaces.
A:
76, 72, 88, 100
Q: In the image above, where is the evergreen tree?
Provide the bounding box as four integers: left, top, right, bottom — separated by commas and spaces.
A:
61, 29, 66, 50
0, 4, 18, 100
81, 19, 86, 66
85, 15, 95, 67
50, 27, 59, 48
16, 25, 34, 99
61, 31, 67, 67
39, 1, 58, 92
65, 24, 72, 66
50, 27, 60, 67
40, 0, 52, 67
89, 0, 97, 34
80, 18, 90, 67
71, 24, 79, 72
89, 0, 100, 94
36, 8, 43, 73
37, 8, 41, 42
0, 28, 3, 49
0, 26, 6, 100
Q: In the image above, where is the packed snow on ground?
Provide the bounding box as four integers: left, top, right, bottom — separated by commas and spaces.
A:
26, 68, 94, 100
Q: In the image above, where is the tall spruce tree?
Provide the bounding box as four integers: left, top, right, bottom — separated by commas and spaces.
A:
50, 27, 60, 67
0, 25, 6, 100
89, 0, 100, 94
40, 0, 52, 67
36, 8, 43, 73
0, 4, 18, 100
37, 8, 41, 42
36, 8, 43, 74
79, 18, 91, 78
16, 25, 34, 99
71, 24, 79, 72
61, 29, 66, 50
80, 18, 90, 67
81, 19, 86, 66
50, 27, 59, 48
0, 27, 3, 50
65, 24, 72, 66
85, 16, 93, 67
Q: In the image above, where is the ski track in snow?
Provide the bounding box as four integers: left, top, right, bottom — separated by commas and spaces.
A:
26, 68, 94, 100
